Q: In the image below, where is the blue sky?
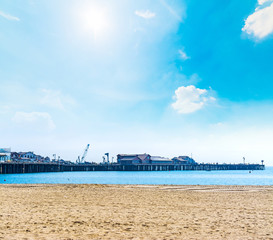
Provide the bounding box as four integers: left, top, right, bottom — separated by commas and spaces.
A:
1, 0, 273, 165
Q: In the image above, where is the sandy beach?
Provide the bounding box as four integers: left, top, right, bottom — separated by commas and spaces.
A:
0, 184, 272, 240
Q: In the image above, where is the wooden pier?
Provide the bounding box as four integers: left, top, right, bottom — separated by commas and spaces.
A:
0, 162, 265, 174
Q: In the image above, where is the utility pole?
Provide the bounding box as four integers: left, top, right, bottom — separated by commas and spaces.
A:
105, 153, 109, 164
58, 156, 61, 171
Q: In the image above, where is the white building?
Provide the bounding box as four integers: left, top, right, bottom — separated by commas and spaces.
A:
0, 148, 11, 162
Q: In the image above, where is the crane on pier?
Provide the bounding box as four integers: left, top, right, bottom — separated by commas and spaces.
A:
77, 144, 90, 164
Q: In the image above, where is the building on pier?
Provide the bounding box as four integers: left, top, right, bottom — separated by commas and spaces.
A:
150, 156, 173, 164
11, 151, 51, 163
172, 156, 197, 165
117, 154, 151, 165
0, 148, 11, 162
117, 154, 196, 165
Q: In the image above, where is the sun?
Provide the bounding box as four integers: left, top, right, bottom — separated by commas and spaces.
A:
80, 5, 110, 40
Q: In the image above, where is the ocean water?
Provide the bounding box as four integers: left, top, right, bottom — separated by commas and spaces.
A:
0, 167, 272, 185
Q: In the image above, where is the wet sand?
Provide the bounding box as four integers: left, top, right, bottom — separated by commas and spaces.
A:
0, 184, 272, 239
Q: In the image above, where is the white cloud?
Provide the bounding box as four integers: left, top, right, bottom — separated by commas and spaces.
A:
40, 89, 75, 110
258, 0, 272, 5
135, 10, 156, 19
0, 10, 20, 21
178, 49, 189, 60
12, 112, 56, 130
172, 85, 216, 114
242, 0, 273, 39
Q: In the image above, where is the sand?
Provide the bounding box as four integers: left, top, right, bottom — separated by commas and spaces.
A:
0, 184, 272, 240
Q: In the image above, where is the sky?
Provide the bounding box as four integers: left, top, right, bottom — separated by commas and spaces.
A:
1, 0, 273, 165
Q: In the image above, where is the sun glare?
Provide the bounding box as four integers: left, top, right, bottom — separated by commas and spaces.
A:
80, 6, 110, 39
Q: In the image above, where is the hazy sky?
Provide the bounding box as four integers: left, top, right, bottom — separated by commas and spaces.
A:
1, 0, 273, 165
